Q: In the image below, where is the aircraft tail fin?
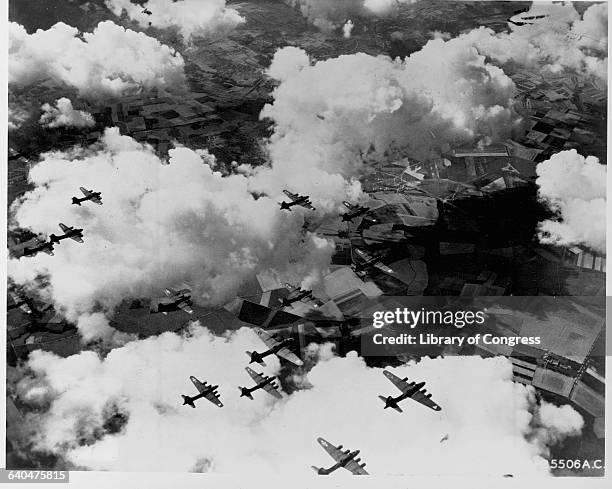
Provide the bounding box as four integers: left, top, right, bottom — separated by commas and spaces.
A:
238, 387, 253, 400
181, 395, 195, 408
245, 351, 265, 366
71, 197, 81, 206
378, 395, 403, 412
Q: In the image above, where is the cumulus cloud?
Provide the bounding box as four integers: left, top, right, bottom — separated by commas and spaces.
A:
468, 2, 608, 83
286, 0, 365, 32
8, 128, 335, 338
287, 0, 418, 31
532, 402, 583, 447
571, 2, 608, 51
105, 0, 245, 41
342, 20, 354, 38
9, 105, 29, 131
39, 98, 95, 129
13, 326, 582, 474
255, 41, 520, 203
289, 2, 607, 82
9, 21, 185, 98
364, 0, 417, 16
535, 150, 606, 254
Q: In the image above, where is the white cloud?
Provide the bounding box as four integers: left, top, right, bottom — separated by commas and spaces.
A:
105, 0, 245, 42
287, 0, 418, 31
571, 2, 608, 52
39, 98, 95, 129
256, 41, 520, 205
8, 128, 335, 338
9, 21, 185, 98
286, 0, 365, 32
342, 19, 354, 39
14, 326, 582, 474
289, 2, 607, 82
364, 0, 418, 16
8, 104, 29, 131
536, 150, 606, 254
468, 2, 608, 83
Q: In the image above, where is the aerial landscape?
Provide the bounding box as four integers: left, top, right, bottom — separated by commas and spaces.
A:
5, 0, 607, 478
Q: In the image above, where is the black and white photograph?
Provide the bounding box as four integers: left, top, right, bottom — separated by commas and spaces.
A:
2, 0, 609, 486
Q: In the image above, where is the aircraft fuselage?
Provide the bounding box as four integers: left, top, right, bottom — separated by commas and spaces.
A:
72, 193, 101, 206
282, 290, 313, 306
249, 338, 294, 364
315, 450, 360, 475
353, 256, 383, 273
383, 381, 425, 410
49, 229, 83, 244
342, 209, 367, 222
240, 376, 275, 399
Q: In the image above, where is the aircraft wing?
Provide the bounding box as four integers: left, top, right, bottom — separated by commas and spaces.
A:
204, 391, 223, 407
70, 235, 84, 243
90, 195, 102, 205
80, 187, 92, 197
283, 190, 299, 201
245, 366, 266, 384
190, 376, 208, 393
59, 223, 70, 233
261, 381, 283, 399
317, 438, 367, 474
302, 295, 324, 308
41, 245, 54, 255
374, 262, 395, 275
275, 346, 303, 366
383, 370, 415, 394
342, 201, 356, 210
344, 458, 369, 475
298, 201, 315, 210
284, 283, 299, 293
410, 387, 442, 412
178, 301, 194, 314
255, 328, 279, 349
317, 437, 347, 462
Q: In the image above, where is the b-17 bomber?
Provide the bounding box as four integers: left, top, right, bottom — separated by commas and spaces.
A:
246, 328, 303, 366
182, 376, 223, 408
341, 201, 370, 223
351, 248, 394, 275
312, 437, 368, 475
379, 370, 442, 413
150, 288, 194, 315
49, 223, 84, 244
238, 366, 282, 400
280, 283, 322, 308
72, 187, 103, 206
20, 237, 55, 257
279, 190, 315, 211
